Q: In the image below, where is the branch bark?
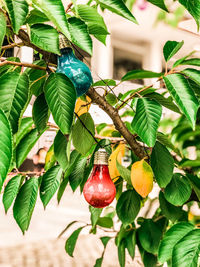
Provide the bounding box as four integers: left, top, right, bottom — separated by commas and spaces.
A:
0, 59, 52, 71
2, 42, 24, 50
17, 29, 57, 63
87, 87, 146, 159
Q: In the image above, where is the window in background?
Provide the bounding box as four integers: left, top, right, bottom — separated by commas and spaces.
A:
113, 48, 143, 84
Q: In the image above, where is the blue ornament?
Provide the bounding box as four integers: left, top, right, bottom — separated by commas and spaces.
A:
57, 47, 93, 97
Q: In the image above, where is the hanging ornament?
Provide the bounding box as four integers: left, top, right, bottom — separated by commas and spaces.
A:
83, 149, 116, 208
57, 34, 93, 97
136, 0, 148, 10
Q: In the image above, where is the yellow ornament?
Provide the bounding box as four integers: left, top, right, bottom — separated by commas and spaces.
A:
75, 96, 91, 116
108, 144, 125, 182
131, 159, 153, 198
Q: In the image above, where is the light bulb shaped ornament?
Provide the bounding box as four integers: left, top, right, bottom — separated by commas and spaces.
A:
57, 34, 93, 97
83, 149, 116, 208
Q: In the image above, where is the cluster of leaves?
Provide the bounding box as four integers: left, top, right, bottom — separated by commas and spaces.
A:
0, 0, 200, 267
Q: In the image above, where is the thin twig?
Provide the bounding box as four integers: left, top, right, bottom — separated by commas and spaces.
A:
9, 170, 45, 176
117, 84, 153, 110
1, 42, 24, 50
65, 2, 73, 13
74, 112, 101, 145
31, 74, 48, 86
0, 59, 53, 71
95, 134, 125, 142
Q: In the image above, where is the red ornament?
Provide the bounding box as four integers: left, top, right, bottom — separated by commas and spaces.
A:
83, 149, 116, 208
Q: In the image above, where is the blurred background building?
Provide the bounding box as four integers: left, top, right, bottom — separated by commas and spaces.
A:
0, 1, 199, 266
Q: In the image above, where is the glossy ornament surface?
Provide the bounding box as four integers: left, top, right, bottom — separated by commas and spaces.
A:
83, 149, 116, 208
57, 47, 93, 97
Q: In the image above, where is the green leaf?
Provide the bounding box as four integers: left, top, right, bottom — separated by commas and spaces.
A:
92, 79, 116, 87
77, 5, 107, 29
77, 4, 108, 35
118, 240, 126, 267
143, 252, 158, 267
26, 9, 49, 25
158, 222, 194, 263
180, 159, 200, 168
116, 190, 140, 225
0, 72, 30, 133
57, 150, 81, 202
10, 73, 30, 134
186, 174, 200, 201
25, 60, 46, 97
173, 54, 190, 68
32, 0, 70, 39
15, 117, 33, 147
116, 160, 131, 185
163, 74, 199, 129
68, 17, 92, 55
13, 177, 39, 234
44, 73, 76, 135
172, 229, 200, 267
3, 175, 24, 213
72, 113, 95, 155
65, 227, 83, 257
178, 0, 200, 29
54, 131, 68, 171
40, 165, 63, 208
105, 93, 118, 105
16, 128, 44, 168
131, 98, 162, 147
181, 68, 200, 87
30, 24, 60, 55
0, 11, 6, 51
147, 0, 168, 11
151, 141, 174, 188
138, 219, 163, 254
69, 156, 87, 192
179, 58, 200, 67
88, 22, 108, 35
122, 70, 162, 81
159, 191, 185, 223
57, 175, 68, 204
164, 173, 192, 206
4, 0, 28, 33
156, 132, 181, 156
94, 257, 103, 267
163, 41, 184, 62
138, 219, 162, 254
90, 206, 103, 229
32, 93, 50, 134
100, 236, 111, 247
115, 224, 130, 246
126, 231, 136, 259
0, 109, 12, 191
145, 92, 181, 114
97, 217, 113, 228
97, 0, 138, 24
93, 33, 107, 45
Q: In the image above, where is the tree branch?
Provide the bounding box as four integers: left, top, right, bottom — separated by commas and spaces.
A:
87, 88, 146, 159
65, 2, 73, 13
2, 42, 24, 50
17, 29, 57, 63
0, 59, 52, 71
